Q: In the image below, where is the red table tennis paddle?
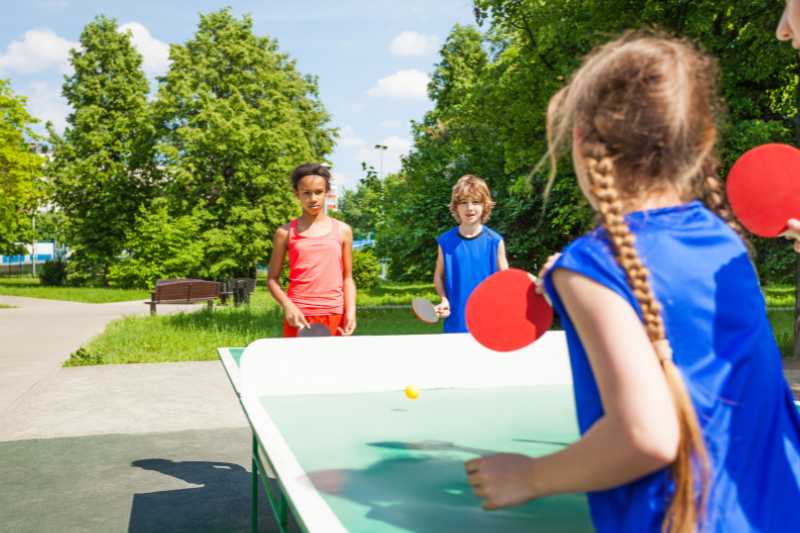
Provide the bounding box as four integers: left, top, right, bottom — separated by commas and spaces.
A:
726, 143, 800, 237
465, 268, 553, 352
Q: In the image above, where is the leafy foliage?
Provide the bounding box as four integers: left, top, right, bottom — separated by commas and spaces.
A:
48, 15, 157, 284
352, 248, 381, 290
336, 164, 385, 240
39, 258, 68, 286
153, 8, 336, 279
376, 1, 797, 282
108, 198, 205, 289
0, 79, 45, 254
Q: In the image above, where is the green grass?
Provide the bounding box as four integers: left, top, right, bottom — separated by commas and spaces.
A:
356, 282, 438, 306
0, 304, 16, 309
56, 278, 800, 365
764, 284, 795, 308
0, 277, 149, 303
768, 308, 794, 358
65, 288, 441, 366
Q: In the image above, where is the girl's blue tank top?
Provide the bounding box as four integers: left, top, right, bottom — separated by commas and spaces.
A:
437, 226, 502, 333
543, 201, 800, 532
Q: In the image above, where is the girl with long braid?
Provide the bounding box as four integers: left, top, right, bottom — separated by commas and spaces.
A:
465, 32, 800, 532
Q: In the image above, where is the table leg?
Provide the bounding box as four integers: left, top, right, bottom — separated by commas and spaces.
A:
252, 433, 258, 533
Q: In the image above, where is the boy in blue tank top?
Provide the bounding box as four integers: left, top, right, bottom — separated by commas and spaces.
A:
464, 33, 800, 533
433, 175, 508, 333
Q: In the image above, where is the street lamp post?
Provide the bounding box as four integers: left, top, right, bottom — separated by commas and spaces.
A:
374, 144, 388, 179
31, 214, 36, 277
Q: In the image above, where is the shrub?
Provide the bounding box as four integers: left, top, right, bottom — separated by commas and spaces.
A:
108, 198, 205, 289
39, 259, 68, 286
352, 248, 381, 290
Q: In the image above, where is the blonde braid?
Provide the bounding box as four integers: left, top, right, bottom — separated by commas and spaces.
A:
586, 153, 710, 533
702, 173, 753, 256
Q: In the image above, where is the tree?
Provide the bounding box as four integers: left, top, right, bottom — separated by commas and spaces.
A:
0, 79, 44, 254
48, 15, 157, 284
337, 164, 385, 240
383, 1, 797, 281
107, 198, 205, 289
154, 8, 336, 279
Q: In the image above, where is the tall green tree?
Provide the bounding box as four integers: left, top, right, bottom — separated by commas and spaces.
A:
0, 79, 44, 254
154, 8, 336, 278
384, 1, 797, 281
48, 15, 156, 284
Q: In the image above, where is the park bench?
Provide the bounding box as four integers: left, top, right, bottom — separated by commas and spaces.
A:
146, 279, 222, 315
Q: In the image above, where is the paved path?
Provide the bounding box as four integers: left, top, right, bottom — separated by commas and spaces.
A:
0, 296, 247, 441
0, 295, 259, 532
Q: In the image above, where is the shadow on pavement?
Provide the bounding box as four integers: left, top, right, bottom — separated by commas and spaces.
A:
129, 458, 280, 533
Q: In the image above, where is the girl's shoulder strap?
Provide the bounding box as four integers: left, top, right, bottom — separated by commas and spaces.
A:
330, 218, 344, 243
288, 218, 298, 239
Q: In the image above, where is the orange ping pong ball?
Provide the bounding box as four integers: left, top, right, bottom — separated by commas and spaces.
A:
404, 385, 419, 400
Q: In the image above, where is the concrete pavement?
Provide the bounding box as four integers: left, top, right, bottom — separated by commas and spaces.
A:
0, 295, 266, 532
0, 295, 200, 420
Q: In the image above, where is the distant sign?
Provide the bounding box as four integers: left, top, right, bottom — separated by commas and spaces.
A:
0, 241, 57, 265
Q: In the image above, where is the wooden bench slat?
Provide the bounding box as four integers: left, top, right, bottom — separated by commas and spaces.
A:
148, 279, 222, 315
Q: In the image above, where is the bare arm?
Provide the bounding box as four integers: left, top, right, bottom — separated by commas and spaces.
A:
433, 245, 450, 317
497, 240, 509, 271
467, 269, 679, 508
267, 226, 308, 329
340, 223, 357, 335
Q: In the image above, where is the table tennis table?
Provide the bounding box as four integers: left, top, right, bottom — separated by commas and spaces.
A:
218, 331, 594, 532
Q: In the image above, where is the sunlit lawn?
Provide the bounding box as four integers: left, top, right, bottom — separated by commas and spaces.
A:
764, 284, 795, 308
0, 277, 148, 303
0, 274, 783, 364
65, 287, 442, 365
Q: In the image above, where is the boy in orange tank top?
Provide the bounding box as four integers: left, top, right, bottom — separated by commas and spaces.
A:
267, 163, 357, 337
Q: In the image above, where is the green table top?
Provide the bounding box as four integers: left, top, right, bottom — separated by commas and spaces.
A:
259, 385, 593, 533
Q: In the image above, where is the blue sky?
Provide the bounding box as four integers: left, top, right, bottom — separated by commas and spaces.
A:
0, 0, 476, 192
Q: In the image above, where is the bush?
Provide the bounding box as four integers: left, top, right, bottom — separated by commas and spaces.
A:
39, 259, 68, 286
108, 198, 205, 289
352, 248, 381, 290
65, 347, 103, 366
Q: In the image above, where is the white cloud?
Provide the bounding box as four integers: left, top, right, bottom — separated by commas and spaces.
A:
0, 28, 77, 75
26, 81, 70, 132
334, 127, 411, 185
120, 22, 170, 76
338, 125, 367, 149
367, 69, 429, 101
355, 135, 411, 175
389, 31, 439, 57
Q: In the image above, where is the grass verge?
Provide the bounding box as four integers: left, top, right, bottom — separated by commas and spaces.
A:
55, 280, 800, 365
0, 277, 148, 303
66, 289, 440, 366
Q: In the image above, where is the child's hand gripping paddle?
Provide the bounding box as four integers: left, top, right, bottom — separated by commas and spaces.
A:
726, 143, 800, 237
411, 297, 438, 324
465, 268, 553, 352
298, 323, 331, 337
